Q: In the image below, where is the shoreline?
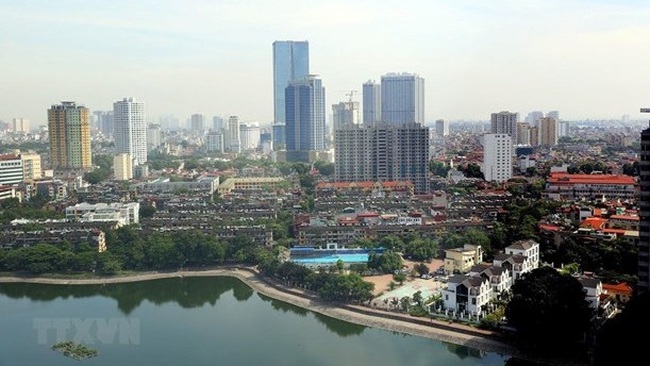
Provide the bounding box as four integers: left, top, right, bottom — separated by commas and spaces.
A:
0, 268, 522, 358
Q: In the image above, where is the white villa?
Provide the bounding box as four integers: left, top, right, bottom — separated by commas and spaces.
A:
438, 239, 540, 316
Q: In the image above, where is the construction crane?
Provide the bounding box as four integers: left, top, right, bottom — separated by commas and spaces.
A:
345, 90, 358, 103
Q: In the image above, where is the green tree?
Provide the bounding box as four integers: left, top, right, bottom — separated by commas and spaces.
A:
594, 292, 650, 366
313, 160, 334, 176
393, 272, 407, 285
368, 250, 403, 273
505, 266, 592, 351
139, 204, 157, 219
335, 259, 344, 273
429, 160, 451, 177
415, 263, 429, 276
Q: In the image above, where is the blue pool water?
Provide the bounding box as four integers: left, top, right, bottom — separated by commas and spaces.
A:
291, 253, 369, 264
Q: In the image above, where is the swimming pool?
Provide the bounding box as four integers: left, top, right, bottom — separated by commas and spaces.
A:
290, 253, 369, 265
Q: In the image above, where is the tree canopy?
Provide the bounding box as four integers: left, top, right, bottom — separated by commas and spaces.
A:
505, 266, 592, 352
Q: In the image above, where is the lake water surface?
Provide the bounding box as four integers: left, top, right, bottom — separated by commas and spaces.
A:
0, 277, 513, 366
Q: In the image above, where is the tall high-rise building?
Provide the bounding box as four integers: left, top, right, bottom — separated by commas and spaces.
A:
334, 123, 430, 194
93, 111, 114, 136
538, 117, 558, 146
547, 110, 559, 121
272, 123, 286, 150
285, 75, 326, 161
240, 123, 261, 151
516, 122, 531, 145
362, 80, 381, 125
12, 118, 30, 133
638, 111, 650, 294
147, 124, 162, 151
332, 101, 360, 130
529, 126, 539, 146
482, 133, 512, 183
113, 97, 147, 165
558, 121, 570, 138
273, 40, 310, 125
47, 101, 92, 170
490, 111, 518, 143
191, 114, 205, 132
227, 116, 241, 153
526, 111, 544, 125
380, 73, 425, 125
434, 119, 449, 137
206, 131, 225, 153
212, 116, 224, 131
113, 153, 133, 181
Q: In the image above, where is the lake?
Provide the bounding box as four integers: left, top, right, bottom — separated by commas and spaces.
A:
0, 277, 513, 366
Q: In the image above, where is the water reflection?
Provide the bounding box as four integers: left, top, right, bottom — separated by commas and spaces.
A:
256, 293, 365, 337
446, 343, 488, 360
0, 277, 245, 314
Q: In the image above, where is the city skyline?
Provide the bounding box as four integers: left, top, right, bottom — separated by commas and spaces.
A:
2, 0, 650, 124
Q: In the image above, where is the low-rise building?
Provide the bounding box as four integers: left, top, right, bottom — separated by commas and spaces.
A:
468, 264, 512, 298
66, 202, 139, 226
578, 274, 603, 310
441, 275, 492, 316
0, 154, 23, 186
139, 176, 220, 195
443, 244, 483, 274
543, 173, 636, 201
217, 177, 286, 195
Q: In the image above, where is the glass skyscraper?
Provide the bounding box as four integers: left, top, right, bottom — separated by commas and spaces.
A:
380, 73, 425, 125
273, 41, 310, 125
285, 76, 326, 162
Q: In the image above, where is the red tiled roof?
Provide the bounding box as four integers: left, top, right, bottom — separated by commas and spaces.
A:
603, 282, 633, 296
0, 154, 20, 161
580, 217, 608, 230
609, 215, 639, 221
602, 228, 627, 235
539, 224, 562, 232
357, 212, 379, 218
547, 173, 636, 185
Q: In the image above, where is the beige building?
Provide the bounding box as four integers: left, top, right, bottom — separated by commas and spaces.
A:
444, 244, 483, 274
20, 153, 41, 182
48, 101, 92, 170
113, 153, 132, 181
217, 177, 287, 195
538, 117, 557, 146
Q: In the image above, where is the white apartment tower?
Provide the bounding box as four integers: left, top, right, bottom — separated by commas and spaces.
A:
147, 124, 162, 151
113, 97, 147, 165
206, 131, 225, 153
12, 118, 30, 133
239, 123, 261, 151
482, 134, 513, 183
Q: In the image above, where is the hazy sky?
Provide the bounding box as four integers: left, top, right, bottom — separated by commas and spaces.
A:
2, 0, 650, 126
